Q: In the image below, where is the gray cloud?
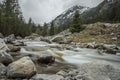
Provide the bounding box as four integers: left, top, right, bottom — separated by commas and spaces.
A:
19, 0, 103, 24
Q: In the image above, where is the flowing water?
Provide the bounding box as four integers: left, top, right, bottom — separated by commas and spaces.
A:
22, 41, 120, 69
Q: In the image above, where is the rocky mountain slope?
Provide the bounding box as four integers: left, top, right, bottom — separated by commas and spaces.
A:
82, 0, 120, 23
52, 0, 120, 27
53, 5, 89, 27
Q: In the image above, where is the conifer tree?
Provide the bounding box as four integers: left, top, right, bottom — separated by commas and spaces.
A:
49, 21, 55, 36
42, 23, 48, 36
70, 10, 83, 33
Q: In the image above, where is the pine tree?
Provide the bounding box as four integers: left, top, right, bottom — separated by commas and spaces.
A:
49, 21, 55, 36
35, 25, 42, 35
42, 23, 48, 36
27, 18, 33, 34
69, 10, 83, 33
0, 0, 34, 37
1, 0, 25, 36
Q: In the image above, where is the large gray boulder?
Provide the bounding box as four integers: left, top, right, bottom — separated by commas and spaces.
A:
4, 34, 15, 43
0, 51, 14, 66
0, 63, 7, 79
0, 38, 9, 51
20, 49, 55, 64
0, 38, 13, 65
62, 61, 120, 80
31, 74, 64, 80
7, 56, 37, 79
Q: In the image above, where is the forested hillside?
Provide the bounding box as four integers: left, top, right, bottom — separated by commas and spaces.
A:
0, 0, 58, 37
82, 0, 120, 23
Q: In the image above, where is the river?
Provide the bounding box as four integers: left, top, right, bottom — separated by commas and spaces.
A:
21, 41, 120, 70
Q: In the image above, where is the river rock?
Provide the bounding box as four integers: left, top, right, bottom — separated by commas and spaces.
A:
20, 49, 55, 64
31, 74, 64, 80
105, 48, 117, 54
62, 61, 120, 80
51, 35, 65, 43
7, 56, 37, 79
0, 63, 7, 79
0, 51, 14, 66
16, 36, 22, 40
8, 45, 20, 52
40, 37, 52, 43
0, 38, 9, 51
13, 41, 25, 46
25, 46, 49, 52
56, 70, 67, 76
0, 38, 13, 65
103, 44, 118, 54
85, 42, 99, 49
4, 34, 15, 43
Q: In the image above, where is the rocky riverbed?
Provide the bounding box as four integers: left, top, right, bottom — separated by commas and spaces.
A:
0, 34, 120, 80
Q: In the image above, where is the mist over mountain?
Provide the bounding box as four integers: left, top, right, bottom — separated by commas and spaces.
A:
19, 0, 103, 24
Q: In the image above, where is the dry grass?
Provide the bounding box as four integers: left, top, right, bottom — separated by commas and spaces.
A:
68, 22, 120, 45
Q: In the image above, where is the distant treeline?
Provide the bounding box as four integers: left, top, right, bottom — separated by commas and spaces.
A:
0, 0, 63, 37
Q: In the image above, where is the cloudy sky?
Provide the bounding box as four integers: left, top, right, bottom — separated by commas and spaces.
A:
19, 0, 103, 24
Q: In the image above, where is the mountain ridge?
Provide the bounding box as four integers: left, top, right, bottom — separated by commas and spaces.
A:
52, 0, 120, 27
52, 5, 89, 27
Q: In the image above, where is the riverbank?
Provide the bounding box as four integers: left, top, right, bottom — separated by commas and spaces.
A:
0, 35, 120, 79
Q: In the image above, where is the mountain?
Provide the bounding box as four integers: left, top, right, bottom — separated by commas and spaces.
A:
52, 0, 120, 27
82, 0, 120, 23
52, 5, 89, 27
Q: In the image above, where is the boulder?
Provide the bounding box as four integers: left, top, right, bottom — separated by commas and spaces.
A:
85, 42, 99, 49
103, 44, 118, 54
56, 70, 67, 76
13, 41, 25, 46
0, 33, 4, 38
0, 51, 14, 66
40, 37, 52, 43
8, 45, 20, 52
51, 35, 65, 43
24, 46, 49, 52
20, 49, 55, 64
0, 38, 13, 65
105, 48, 117, 54
62, 61, 120, 80
7, 56, 37, 79
31, 74, 63, 80
4, 34, 15, 43
0, 38, 9, 51
0, 63, 7, 79
16, 36, 22, 40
